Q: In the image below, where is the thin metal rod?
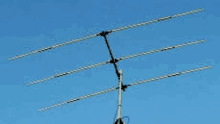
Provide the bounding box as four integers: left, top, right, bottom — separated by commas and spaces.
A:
8, 9, 203, 61
38, 65, 211, 112
26, 39, 206, 86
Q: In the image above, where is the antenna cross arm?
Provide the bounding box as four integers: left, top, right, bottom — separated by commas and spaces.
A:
8, 8, 203, 61
39, 65, 211, 112
26, 39, 206, 86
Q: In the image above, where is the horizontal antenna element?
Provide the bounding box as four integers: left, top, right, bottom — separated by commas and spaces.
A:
39, 65, 211, 111
39, 87, 118, 112
8, 8, 203, 61
109, 8, 203, 32
128, 66, 211, 86
117, 39, 206, 61
8, 33, 99, 61
26, 39, 206, 86
26, 61, 110, 85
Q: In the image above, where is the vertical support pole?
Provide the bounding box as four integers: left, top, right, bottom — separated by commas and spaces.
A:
117, 69, 122, 119
115, 69, 123, 124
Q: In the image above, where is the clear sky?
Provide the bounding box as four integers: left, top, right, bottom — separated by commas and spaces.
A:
0, 0, 219, 124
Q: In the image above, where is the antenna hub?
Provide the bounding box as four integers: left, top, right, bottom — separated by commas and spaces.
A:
121, 83, 128, 91
110, 59, 119, 64
97, 31, 112, 37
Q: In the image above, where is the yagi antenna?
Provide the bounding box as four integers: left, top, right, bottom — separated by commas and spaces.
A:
12, 8, 211, 124
8, 8, 203, 61
39, 66, 211, 112
26, 39, 206, 86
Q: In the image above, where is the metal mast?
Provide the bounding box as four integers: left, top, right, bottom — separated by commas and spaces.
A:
114, 69, 123, 124
97, 30, 124, 123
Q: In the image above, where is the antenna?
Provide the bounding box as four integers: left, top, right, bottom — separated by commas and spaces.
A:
10, 8, 211, 124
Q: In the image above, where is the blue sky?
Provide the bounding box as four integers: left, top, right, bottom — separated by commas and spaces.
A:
0, 0, 220, 124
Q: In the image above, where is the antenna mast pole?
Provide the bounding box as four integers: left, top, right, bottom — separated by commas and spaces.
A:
115, 69, 124, 124
98, 31, 127, 123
